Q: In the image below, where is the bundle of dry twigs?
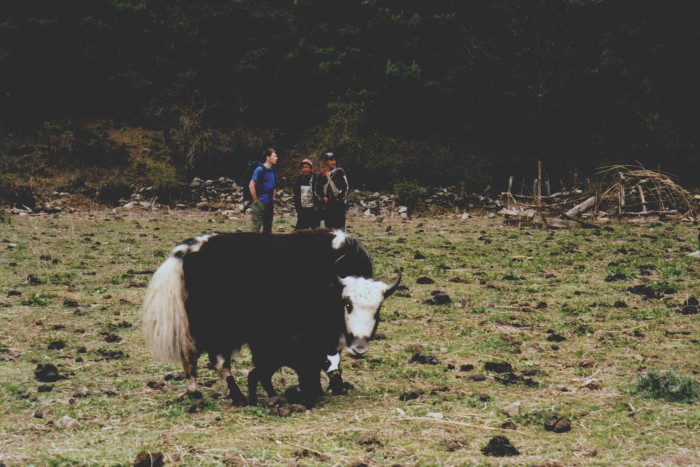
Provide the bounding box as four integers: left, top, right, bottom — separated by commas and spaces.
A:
595, 164, 697, 219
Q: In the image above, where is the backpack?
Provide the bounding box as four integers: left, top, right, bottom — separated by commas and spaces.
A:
242, 161, 268, 202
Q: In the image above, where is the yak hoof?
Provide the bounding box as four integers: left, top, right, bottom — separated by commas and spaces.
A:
328, 377, 354, 395
230, 394, 249, 407
283, 386, 304, 405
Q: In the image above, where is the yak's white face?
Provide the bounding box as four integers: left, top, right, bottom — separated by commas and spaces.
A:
339, 276, 390, 357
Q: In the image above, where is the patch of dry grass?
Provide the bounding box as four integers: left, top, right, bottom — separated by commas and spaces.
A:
0, 209, 699, 464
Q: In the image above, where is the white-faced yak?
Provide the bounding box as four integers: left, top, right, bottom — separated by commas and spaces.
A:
142, 229, 400, 408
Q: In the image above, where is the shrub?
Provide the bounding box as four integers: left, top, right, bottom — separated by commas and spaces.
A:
633, 369, 699, 403
394, 180, 427, 214
97, 180, 133, 205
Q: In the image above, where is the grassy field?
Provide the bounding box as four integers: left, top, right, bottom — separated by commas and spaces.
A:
0, 208, 699, 465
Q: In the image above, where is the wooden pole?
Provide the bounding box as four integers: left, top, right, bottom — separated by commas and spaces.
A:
533, 179, 538, 204
618, 172, 625, 218
537, 161, 542, 206
637, 185, 647, 213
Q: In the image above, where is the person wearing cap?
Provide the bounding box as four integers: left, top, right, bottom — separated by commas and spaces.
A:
293, 158, 320, 230
249, 147, 278, 233
315, 151, 349, 230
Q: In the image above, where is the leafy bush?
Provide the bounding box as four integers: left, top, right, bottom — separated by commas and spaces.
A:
52, 126, 130, 168
21, 293, 53, 307
633, 369, 699, 403
394, 180, 426, 214
97, 179, 133, 205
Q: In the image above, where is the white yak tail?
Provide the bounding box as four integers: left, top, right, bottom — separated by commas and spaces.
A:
142, 256, 193, 364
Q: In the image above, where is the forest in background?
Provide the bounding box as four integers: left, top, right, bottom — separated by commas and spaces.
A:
1, 0, 699, 200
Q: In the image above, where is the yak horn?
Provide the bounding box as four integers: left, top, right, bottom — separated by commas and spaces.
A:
384, 268, 402, 298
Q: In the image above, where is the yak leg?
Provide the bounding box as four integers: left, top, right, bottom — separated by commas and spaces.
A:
325, 352, 354, 395
297, 365, 324, 409
247, 366, 278, 406
182, 349, 202, 399
211, 352, 248, 406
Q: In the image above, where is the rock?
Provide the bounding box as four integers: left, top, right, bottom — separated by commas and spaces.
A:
55, 415, 80, 429
481, 436, 519, 457
502, 402, 521, 417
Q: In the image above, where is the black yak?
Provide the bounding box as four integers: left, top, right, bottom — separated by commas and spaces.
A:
142, 229, 400, 407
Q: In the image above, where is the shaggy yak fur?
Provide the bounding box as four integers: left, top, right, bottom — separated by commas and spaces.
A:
143, 229, 400, 408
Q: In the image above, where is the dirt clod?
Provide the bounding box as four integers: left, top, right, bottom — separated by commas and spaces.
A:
605, 273, 627, 282
410, 352, 440, 365
628, 285, 662, 299
399, 390, 424, 401
481, 435, 519, 457
544, 413, 572, 433
546, 331, 566, 342
47, 340, 66, 350
103, 332, 122, 343
501, 420, 518, 430
358, 432, 380, 446
34, 363, 63, 382
26, 274, 43, 285
484, 361, 513, 373
133, 451, 165, 467
443, 439, 466, 452
426, 291, 452, 305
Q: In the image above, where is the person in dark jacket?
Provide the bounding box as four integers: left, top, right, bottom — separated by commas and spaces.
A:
293, 158, 320, 230
315, 151, 349, 230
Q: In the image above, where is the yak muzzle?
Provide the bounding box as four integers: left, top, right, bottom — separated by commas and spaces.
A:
346, 335, 369, 358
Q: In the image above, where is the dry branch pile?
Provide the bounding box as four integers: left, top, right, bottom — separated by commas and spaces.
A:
498, 165, 698, 228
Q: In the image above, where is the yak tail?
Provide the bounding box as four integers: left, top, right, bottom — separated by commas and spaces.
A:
142, 256, 194, 364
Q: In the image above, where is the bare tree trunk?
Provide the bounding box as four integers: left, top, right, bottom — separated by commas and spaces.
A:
565, 196, 597, 218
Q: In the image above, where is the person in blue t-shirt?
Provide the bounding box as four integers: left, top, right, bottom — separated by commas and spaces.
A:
248, 148, 278, 233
